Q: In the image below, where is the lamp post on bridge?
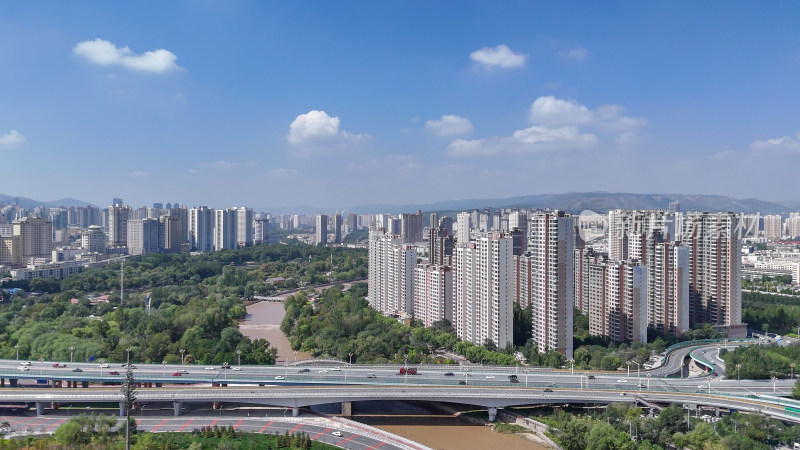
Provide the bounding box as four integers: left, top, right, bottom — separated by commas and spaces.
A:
647, 374, 651, 390
524, 369, 529, 388
345, 352, 353, 384
162, 360, 167, 377
736, 363, 741, 381
15, 344, 19, 361
629, 361, 640, 379
627, 361, 631, 377
39, 357, 44, 375
69, 346, 75, 363
236, 350, 242, 367
568, 359, 575, 375
180, 349, 185, 366
772, 375, 778, 394
126, 347, 132, 366
404, 354, 409, 385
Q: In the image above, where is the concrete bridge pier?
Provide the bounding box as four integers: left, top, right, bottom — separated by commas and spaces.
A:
82, 381, 89, 388
1, 378, 5, 388
173, 401, 182, 416
715, 407, 720, 417
119, 402, 127, 417
155, 383, 162, 388
35, 402, 44, 416
341, 402, 353, 416
488, 407, 498, 422
10, 379, 18, 387
292, 407, 300, 417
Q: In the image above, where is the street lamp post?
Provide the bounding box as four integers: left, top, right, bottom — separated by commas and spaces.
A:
284, 362, 288, 380
180, 349, 185, 366
15, 344, 19, 361
345, 352, 353, 384
634, 361, 641, 379
126, 347, 132, 366
772, 376, 778, 394
736, 363, 741, 381
236, 350, 242, 367
99, 359, 105, 377
404, 354, 409, 385
569, 359, 575, 375
69, 346, 75, 363
39, 357, 44, 375
792, 363, 796, 380
524, 369, 529, 388
162, 361, 167, 377
627, 361, 631, 377
647, 374, 651, 390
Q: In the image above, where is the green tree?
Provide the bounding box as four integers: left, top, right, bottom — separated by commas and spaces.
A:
585, 422, 635, 450
53, 420, 89, 446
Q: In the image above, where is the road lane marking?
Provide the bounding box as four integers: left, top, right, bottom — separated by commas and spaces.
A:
150, 419, 169, 432
45, 418, 68, 430
208, 419, 219, 428
23, 418, 50, 428
177, 419, 194, 431
233, 419, 244, 430
336, 433, 359, 446
288, 423, 303, 433
258, 421, 274, 433
365, 442, 386, 450
310, 427, 332, 439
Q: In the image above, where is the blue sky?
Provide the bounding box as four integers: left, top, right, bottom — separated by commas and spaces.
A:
1, 1, 799, 211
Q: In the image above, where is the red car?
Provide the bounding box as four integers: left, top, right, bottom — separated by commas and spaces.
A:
172, 372, 182, 376
109, 371, 120, 375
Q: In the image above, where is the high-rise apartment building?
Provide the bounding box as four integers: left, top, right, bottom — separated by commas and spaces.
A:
680, 212, 743, 332
108, 204, 131, 247
428, 226, 454, 266
527, 211, 574, 358
127, 218, 160, 255
315, 214, 328, 246
453, 232, 513, 348
400, 211, 423, 243
333, 213, 343, 244
80, 225, 106, 253
644, 238, 689, 335
234, 207, 253, 247
508, 210, 528, 253
189, 206, 214, 252
368, 228, 416, 316
786, 214, 800, 239
413, 263, 452, 327
214, 208, 237, 251
12, 217, 54, 262
253, 215, 269, 244
456, 212, 471, 244
764, 215, 783, 239
159, 216, 183, 253
584, 257, 647, 342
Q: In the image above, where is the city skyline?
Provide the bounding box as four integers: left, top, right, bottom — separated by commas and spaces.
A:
3, 2, 800, 209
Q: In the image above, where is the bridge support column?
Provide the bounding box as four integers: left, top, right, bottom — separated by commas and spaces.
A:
173, 401, 182, 416
10, 379, 17, 387
155, 383, 162, 388
1, 378, 5, 388
715, 407, 720, 417
35, 402, 44, 416
292, 407, 299, 417
341, 402, 352, 416
119, 402, 127, 417
212, 401, 220, 410
82, 381, 89, 388
487, 407, 498, 422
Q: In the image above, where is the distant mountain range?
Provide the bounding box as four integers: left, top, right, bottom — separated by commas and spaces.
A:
0, 194, 96, 209
350, 192, 793, 215
1, 192, 795, 215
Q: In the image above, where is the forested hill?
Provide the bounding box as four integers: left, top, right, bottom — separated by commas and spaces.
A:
0, 243, 367, 365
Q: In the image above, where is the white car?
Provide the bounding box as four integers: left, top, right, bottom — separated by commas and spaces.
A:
100, 364, 109, 369
20, 361, 31, 366
319, 369, 328, 373
485, 375, 495, 379
179, 369, 189, 374
617, 379, 627, 383
274, 375, 285, 380
232, 367, 242, 371
332, 431, 343, 437
698, 384, 707, 389
332, 367, 342, 372
17, 366, 29, 371
205, 367, 215, 371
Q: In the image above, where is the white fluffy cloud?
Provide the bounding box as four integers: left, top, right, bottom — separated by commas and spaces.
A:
0, 130, 25, 149
528, 96, 647, 132
446, 96, 646, 158
750, 133, 800, 154
564, 46, 589, 61
470, 44, 527, 69
73, 38, 180, 73
287, 110, 367, 151
425, 115, 473, 136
